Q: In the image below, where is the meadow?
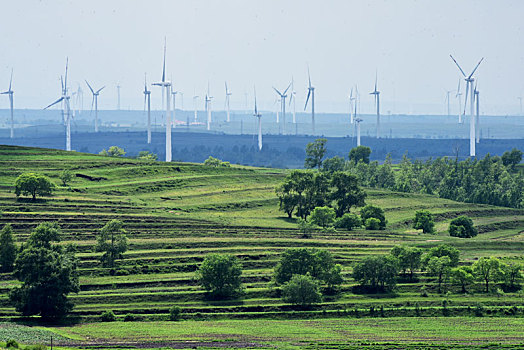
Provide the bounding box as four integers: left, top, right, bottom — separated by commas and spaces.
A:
0, 145, 522, 349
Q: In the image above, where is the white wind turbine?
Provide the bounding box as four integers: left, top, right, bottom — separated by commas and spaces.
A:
349, 87, 356, 124
289, 77, 297, 124
355, 118, 363, 146
369, 73, 381, 138
45, 58, 72, 151
85, 80, 105, 133
152, 40, 172, 162
193, 94, 199, 122
273, 82, 291, 134
116, 84, 121, 110
304, 67, 316, 134
253, 87, 262, 151
225, 82, 232, 122
205, 83, 213, 131
143, 74, 152, 144
450, 55, 484, 157
1, 69, 14, 138
455, 79, 463, 123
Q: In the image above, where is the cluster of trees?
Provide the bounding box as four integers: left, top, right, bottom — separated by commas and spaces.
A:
203, 156, 231, 167
99, 146, 126, 157
306, 204, 387, 231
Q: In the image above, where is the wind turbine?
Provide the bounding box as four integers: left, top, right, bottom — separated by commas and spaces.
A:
152, 40, 172, 162
370, 73, 381, 138
172, 86, 178, 129
304, 67, 316, 134
45, 58, 72, 151
143, 74, 151, 144
1, 69, 14, 138
455, 79, 463, 123
253, 87, 262, 151
355, 118, 363, 146
85, 80, 105, 133
273, 82, 291, 134
225, 82, 232, 122
116, 84, 121, 110
289, 77, 297, 124
349, 87, 356, 124
205, 83, 213, 131
450, 55, 484, 157
193, 94, 199, 122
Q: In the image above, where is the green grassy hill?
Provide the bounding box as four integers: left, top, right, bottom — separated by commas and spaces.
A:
0, 145, 523, 348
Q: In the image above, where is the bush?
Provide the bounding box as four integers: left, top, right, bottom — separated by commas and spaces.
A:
334, 213, 361, 230
123, 313, 137, 322
449, 215, 477, 238
101, 310, 116, 322
413, 210, 435, 234
137, 151, 158, 161
281, 274, 322, 306
169, 306, 182, 321
360, 205, 387, 229
309, 206, 336, 228
99, 146, 125, 157
6, 340, 19, 349
204, 156, 230, 167
364, 217, 381, 230
197, 254, 243, 298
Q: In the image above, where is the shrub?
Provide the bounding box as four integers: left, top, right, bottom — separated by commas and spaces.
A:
413, 210, 435, 234
204, 156, 230, 167
101, 310, 116, 322
197, 254, 243, 298
169, 306, 182, 321
137, 151, 158, 161
449, 215, 477, 238
309, 206, 336, 228
360, 205, 387, 229
281, 274, 322, 306
123, 313, 137, 322
364, 217, 381, 230
6, 340, 19, 349
334, 213, 361, 230
99, 146, 125, 157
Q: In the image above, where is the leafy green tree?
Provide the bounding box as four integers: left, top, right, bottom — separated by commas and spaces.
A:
99, 146, 126, 157
348, 146, 371, 164
352, 255, 398, 291
322, 156, 345, 173
501, 263, 523, 291
0, 224, 17, 272
305, 138, 327, 169
413, 210, 435, 234
9, 223, 79, 318
297, 218, 316, 238
364, 217, 381, 230
449, 216, 478, 238
203, 156, 230, 167
473, 256, 503, 293
281, 274, 322, 306
426, 256, 452, 293
451, 266, 475, 293
390, 245, 422, 280
501, 148, 523, 170
423, 244, 460, 268
59, 169, 73, 186
309, 206, 336, 228
14, 173, 54, 200
95, 220, 128, 268
360, 205, 387, 229
330, 171, 366, 217
137, 151, 158, 161
334, 213, 361, 230
196, 253, 243, 298
274, 248, 343, 289
276, 170, 327, 219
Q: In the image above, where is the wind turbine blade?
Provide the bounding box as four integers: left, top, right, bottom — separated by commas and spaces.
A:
44, 97, 64, 110
374, 72, 378, 92
9, 68, 13, 91
162, 39, 166, 82
273, 87, 283, 96
456, 79, 461, 97
85, 80, 95, 94
96, 86, 105, 94
463, 82, 469, 115
307, 65, 312, 88
225, 81, 228, 93
468, 57, 484, 79
253, 86, 258, 115
350, 87, 354, 99
304, 90, 311, 110
283, 82, 292, 95
449, 55, 466, 77
64, 57, 69, 93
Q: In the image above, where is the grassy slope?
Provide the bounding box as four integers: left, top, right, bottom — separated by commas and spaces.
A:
0, 145, 523, 348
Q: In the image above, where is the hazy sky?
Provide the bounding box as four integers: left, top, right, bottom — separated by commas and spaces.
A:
1, 0, 524, 115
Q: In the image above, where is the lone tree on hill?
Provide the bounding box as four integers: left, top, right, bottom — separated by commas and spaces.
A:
449, 215, 477, 238
9, 222, 79, 318
197, 253, 243, 298
305, 138, 327, 169
14, 173, 54, 200
413, 210, 435, 234
95, 220, 128, 268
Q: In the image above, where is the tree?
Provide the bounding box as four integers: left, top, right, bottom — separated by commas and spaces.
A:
9, 223, 79, 318
451, 266, 474, 293
423, 244, 460, 268
322, 156, 345, 173
137, 151, 158, 161
426, 256, 452, 293
276, 170, 324, 219
364, 217, 381, 230
309, 206, 336, 228
473, 256, 503, 293
100, 146, 126, 157
59, 169, 73, 186
334, 213, 361, 230
352, 255, 398, 291
501, 263, 523, 291
95, 220, 128, 268
413, 210, 435, 234
330, 172, 366, 217
360, 205, 387, 229
14, 173, 54, 200
281, 274, 322, 306
274, 248, 343, 289
501, 148, 523, 170
390, 245, 422, 280
297, 218, 316, 238
449, 216, 478, 238
349, 146, 371, 164
305, 138, 327, 169
196, 253, 243, 298
0, 224, 17, 272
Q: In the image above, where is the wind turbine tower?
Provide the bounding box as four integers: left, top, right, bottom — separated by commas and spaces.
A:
143, 74, 151, 144
274, 82, 291, 134
253, 88, 263, 151
193, 94, 199, 122
304, 67, 315, 134
290, 77, 297, 124
152, 41, 172, 162
456, 79, 463, 123
116, 84, 121, 110
1, 69, 14, 138
85, 80, 105, 133
205, 83, 213, 131
225, 82, 232, 122
355, 118, 363, 146
349, 87, 356, 124
45, 59, 72, 151
450, 55, 484, 157
370, 74, 381, 138
172, 88, 178, 129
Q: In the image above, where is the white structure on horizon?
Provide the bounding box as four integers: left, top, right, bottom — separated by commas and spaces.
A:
355, 118, 363, 146
370, 73, 381, 138
1, 69, 14, 138
225, 82, 232, 123
85, 80, 105, 133
143, 74, 152, 144
45, 59, 72, 151
304, 67, 316, 134
273, 82, 291, 134
153, 41, 172, 162
254, 88, 263, 151
456, 79, 463, 123
205, 83, 213, 131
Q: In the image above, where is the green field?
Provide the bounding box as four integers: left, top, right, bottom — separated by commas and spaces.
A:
0, 145, 523, 349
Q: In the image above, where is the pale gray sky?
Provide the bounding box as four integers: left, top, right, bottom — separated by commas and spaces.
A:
1, 0, 523, 115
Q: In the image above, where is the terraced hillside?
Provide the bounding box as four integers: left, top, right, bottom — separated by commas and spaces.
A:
0, 145, 523, 323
